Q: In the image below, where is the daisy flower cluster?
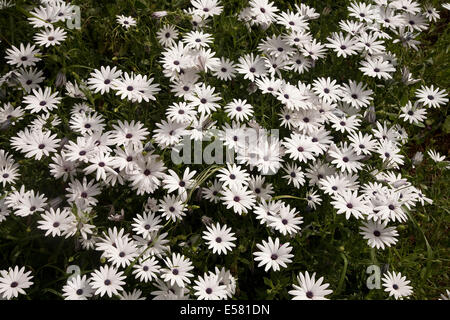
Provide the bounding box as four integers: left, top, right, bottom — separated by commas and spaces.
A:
0, 0, 448, 300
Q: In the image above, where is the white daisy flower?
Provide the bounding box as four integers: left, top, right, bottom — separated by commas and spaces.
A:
289, 271, 333, 300
382, 271, 413, 300
253, 237, 293, 272
202, 222, 236, 255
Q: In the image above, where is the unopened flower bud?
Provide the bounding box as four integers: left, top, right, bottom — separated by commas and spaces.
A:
412, 151, 423, 167
152, 11, 168, 19
201, 215, 213, 226
59, 136, 69, 151
364, 106, 376, 123
247, 82, 257, 94
322, 7, 331, 15
55, 71, 67, 88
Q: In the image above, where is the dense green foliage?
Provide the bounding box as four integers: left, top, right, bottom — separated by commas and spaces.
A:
0, 0, 448, 299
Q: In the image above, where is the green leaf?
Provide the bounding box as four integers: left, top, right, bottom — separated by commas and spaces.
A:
415, 122, 425, 128
263, 277, 274, 289
238, 257, 250, 265
443, 116, 450, 134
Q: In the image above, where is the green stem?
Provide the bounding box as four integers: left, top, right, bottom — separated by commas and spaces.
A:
336, 253, 348, 295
